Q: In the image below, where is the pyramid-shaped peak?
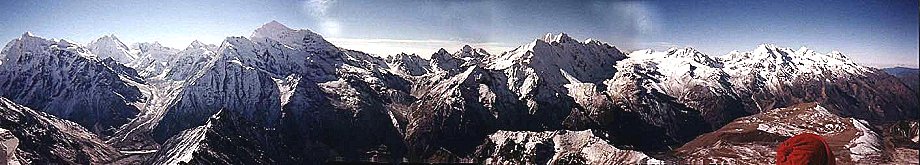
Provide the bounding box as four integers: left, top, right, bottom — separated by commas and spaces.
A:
436, 48, 450, 54
91, 34, 127, 45
249, 20, 334, 50
461, 45, 473, 52
191, 39, 204, 44
259, 20, 292, 32
56, 39, 78, 47
17, 31, 47, 42
95, 34, 124, 42
102, 34, 118, 39
252, 20, 298, 39
189, 40, 207, 47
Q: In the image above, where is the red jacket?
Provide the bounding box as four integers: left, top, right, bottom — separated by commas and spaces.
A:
775, 133, 836, 165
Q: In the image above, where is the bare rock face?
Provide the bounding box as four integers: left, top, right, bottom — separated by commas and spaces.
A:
404, 66, 507, 161
1, 128, 21, 165
0, 97, 120, 164
883, 67, 920, 97
880, 120, 920, 164
675, 103, 913, 164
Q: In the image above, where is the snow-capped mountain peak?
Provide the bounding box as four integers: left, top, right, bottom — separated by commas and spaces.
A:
461, 45, 473, 52
723, 44, 862, 68
188, 40, 208, 49
55, 39, 79, 48
436, 48, 450, 55
251, 20, 294, 40
384, 52, 431, 76
250, 21, 334, 50
664, 47, 721, 67
454, 45, 490, 59
3, 32, 95, 62
87, 34, 137, 64
540, 32, 577, 43
0, 32, 145, 136
257, 20, 293, 32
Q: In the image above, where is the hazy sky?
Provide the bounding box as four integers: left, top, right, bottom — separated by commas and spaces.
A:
1, 0, 917, 67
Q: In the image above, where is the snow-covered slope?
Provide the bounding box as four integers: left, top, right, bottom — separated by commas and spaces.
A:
403, 36, 918, 161
150, 21, 412, 163
105, 47, 216, 152
481, 33, 627, 131
0, 32, 145, 136
719, 44, 918, 120
616, 48, 744, 127
148, 110, 279, 164
720, 44, 871, 83
0, 97, 120, 164
159, 40, 217, 81
430, 45, 490, 74
578, 47, 744, 151
151, 35, 285, 143
100, 39, 219, 151
128, 42, 180, 78
404, 66, 509, 161
487, 33, 626, 130
403, 44, 552, 161
475, 130, 663, 164
489, 33, 625, 99
384, 53, 431, 77
2, 22, 917, 164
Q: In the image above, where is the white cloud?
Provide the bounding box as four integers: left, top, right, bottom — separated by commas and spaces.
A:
611, 1, 661, 35
320, 20, 341, 37
637, 41, 682, 50
303, 0, 340, 37
326, 38, 515, 58
305, 0, 334, 17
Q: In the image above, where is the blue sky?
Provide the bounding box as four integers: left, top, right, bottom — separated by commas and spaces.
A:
1, 0, 917, 67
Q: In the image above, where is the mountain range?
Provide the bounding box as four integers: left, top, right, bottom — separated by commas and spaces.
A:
0, 21, 917, 164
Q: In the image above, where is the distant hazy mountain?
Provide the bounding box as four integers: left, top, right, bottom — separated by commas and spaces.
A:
0, 21, 916, 164
883, 67, 919, 96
